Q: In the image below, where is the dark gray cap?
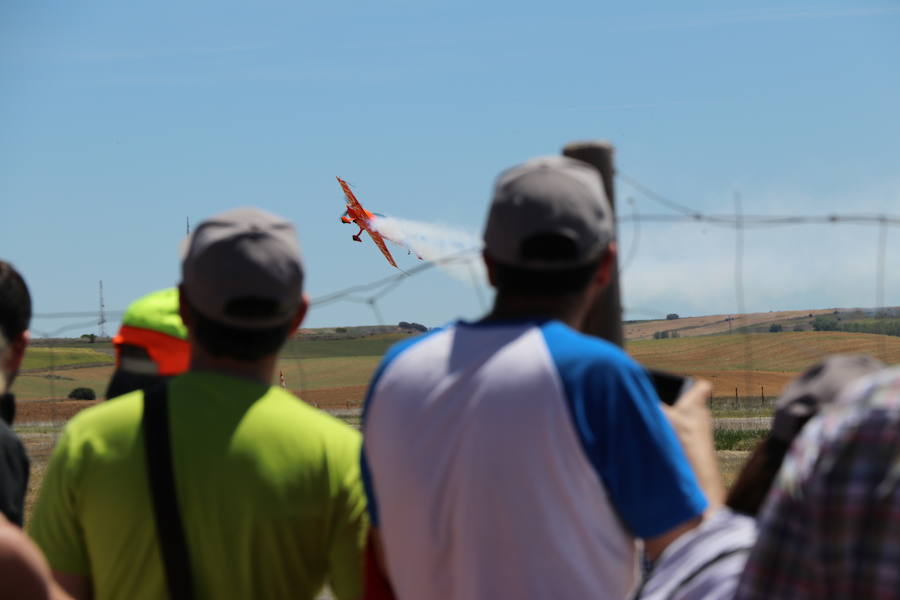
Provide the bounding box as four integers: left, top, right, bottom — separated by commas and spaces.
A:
483, 156, 614, 270
180, 207, 303, 329
771, 354, 884, 443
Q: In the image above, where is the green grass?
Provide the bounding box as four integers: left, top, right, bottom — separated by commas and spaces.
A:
15, 333, 411, 400
714, 429, 768, 451
21, 347, 114, 370
280, 356, 382, 390
30, 339, 115, 352
710, 397, 775, 418
712, 408, 773, 418
14, 424, 64, 435
279, 333, 412, 360
15, 366, 113, 401
335, 414, 362, 429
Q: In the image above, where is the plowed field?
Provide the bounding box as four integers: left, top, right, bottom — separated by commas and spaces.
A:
17, 400, 101, 423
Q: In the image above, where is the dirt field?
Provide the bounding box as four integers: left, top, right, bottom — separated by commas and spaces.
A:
17, 400, 101, 423
688, 370, 797, 398
295, 385, 367, 409
15, 390, 365, 424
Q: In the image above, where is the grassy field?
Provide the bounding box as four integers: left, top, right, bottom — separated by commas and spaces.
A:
21, 346, 114, 370
629, 330, 900, 372
280, 356, 382, 390
280, 333, 410, 359
15, 365, 115, 402
14, 334, 408, 402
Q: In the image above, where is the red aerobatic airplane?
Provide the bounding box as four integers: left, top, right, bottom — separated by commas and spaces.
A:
336, 176, 399, 268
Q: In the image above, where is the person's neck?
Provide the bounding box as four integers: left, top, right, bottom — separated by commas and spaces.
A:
188, 350, 277, 386
484, 293, 589, 330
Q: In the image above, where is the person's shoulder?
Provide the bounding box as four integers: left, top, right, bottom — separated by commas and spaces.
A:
265, 387, 361, 443
540, 320, 641, 370
368, 325, 452, 384
260, 389, 363, 478
63, 390, 144, 438
0, 519, 54, 599
384, 325, 449, 361
0, 419, 24, 450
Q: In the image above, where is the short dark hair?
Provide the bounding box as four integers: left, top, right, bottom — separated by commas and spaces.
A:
725, 435, 791, 517
490, 234, 604, 295
185, 298, 293, 361
492, 261, 601, 295
0, 261, 32, 343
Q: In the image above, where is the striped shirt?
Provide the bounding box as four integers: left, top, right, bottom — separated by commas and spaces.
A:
636, 508, 756, 600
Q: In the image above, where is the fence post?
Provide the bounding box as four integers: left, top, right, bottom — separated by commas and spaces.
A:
760, 385, 765, 406
562, 141, 623, 347
735, 387, 739, 408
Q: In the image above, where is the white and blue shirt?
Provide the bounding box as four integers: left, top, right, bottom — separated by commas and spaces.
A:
362, 319, 707, 600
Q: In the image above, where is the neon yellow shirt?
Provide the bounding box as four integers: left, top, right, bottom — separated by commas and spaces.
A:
29, 371, 367, 600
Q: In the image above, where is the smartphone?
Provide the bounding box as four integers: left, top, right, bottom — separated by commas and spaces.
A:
647, 369, 693, 406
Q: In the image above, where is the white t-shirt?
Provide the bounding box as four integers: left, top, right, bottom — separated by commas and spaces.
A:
363, 319, 707, 600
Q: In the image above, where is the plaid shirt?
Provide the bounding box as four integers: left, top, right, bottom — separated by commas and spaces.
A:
736, 366, 900, 600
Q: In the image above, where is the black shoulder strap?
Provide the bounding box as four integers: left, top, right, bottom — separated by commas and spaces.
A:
143, 383, 195, 600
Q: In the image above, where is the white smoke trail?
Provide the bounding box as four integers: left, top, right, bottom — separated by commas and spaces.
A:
370, 216, 487, 287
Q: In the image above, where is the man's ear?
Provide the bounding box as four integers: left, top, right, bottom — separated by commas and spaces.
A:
593, 242, 618, 289
482, 251, 498, 288
290, 294, 309, 333
6, 330, 29, 375
177, 285, 193, 329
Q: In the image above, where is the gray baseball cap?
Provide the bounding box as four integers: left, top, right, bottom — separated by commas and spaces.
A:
483, 156, 615, 270
771, 354, 884, 443
180, 207, 304, 329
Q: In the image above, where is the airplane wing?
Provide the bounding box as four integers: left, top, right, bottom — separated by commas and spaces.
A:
336, 177, 367, 216
367, 230, 399, 268
336, 176, 399, 268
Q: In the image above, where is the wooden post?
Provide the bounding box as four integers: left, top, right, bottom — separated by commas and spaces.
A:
735, 387, 739, 407
760, 385, 765, 406
562, 140, 623, 347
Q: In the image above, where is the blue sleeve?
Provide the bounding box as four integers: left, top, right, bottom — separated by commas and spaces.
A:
542, 322, 707, 539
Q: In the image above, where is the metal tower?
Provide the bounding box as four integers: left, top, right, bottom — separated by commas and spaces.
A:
98, 280, 107, 338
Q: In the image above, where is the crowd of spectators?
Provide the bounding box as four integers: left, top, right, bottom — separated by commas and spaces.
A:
0, 154, 897, 599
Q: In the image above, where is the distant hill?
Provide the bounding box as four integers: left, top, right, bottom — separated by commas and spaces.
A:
295, 324, 426, 339
625, 307, 900, 341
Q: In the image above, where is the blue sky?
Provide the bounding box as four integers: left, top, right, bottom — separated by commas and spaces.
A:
2, 1, 899, 334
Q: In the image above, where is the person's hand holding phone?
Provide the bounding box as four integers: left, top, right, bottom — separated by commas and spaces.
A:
659, 378, 724, 509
